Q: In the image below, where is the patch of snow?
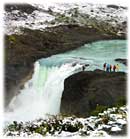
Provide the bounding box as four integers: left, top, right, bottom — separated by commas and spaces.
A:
108, 121, 116, 125
28, 133, 43, 138
90, 130, 109, 137
55, 131, 78, 137
111, 126, 121, 132
98, 124, 111, 130
116, 119, 127, 125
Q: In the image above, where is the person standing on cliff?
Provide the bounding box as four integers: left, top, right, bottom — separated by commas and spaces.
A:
106, 63, 110, 72
113, 65, 116, 72
110, 64, 112, 72
116, 64, 120, 71
103, 63, 107, 71
82, 65, 85, 71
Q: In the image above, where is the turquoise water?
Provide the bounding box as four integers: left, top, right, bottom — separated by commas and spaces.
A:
39, 40, 127, 72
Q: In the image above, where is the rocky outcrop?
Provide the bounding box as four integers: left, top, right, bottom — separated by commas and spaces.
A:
106, 5, 126, 9
115, 58, 127, 65
5, 4, 38, 14
61, 70, 127, 117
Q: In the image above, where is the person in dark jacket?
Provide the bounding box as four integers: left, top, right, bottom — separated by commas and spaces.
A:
103, 63, 107, 71
110, 65, 112, 72
82, 65, 86, 71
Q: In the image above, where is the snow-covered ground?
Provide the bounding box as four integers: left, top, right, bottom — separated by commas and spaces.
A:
4, 2, 127, 35
4, 105, 127, 137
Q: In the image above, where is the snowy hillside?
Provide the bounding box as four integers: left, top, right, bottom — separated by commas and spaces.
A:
4, 3, 127, 35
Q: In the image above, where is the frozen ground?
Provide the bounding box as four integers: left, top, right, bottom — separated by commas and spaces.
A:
4, 2, 127, 35
4, 105, 127, 137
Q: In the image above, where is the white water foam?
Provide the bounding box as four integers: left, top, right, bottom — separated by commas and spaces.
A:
5, 61, 83, 123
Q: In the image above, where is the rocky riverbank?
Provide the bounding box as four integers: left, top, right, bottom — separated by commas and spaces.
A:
61, 70, 127, 117
4, 3, 127, 107
4, 105, 127, 137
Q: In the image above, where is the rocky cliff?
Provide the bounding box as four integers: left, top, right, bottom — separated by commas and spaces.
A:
61, 70, 127, 117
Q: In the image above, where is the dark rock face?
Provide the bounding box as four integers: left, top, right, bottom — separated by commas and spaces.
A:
107, 5, 120, 9
106, 5, 127, 10
115, 58, 127, 66
60, 70, 127, 117
4, 4, 38, 14
4, 63, 34, 107
5, 24, 125, 107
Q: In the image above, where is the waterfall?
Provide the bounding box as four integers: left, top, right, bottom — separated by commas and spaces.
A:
5, 61, 83, 122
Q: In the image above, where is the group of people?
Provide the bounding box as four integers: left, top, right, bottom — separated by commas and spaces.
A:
103, 63, 120, 72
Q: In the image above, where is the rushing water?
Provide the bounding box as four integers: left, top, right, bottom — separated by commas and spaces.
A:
5, 63, 83, 122
40, 40, 127, 71
5, 40, 127, 123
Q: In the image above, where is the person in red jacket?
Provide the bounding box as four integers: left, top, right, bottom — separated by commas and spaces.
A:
113, 65, 116, 72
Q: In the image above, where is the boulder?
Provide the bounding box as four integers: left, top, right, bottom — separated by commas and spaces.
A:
60, 70, 127, 117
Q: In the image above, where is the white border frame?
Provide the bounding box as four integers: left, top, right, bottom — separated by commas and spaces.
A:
0, 0, 129, 139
